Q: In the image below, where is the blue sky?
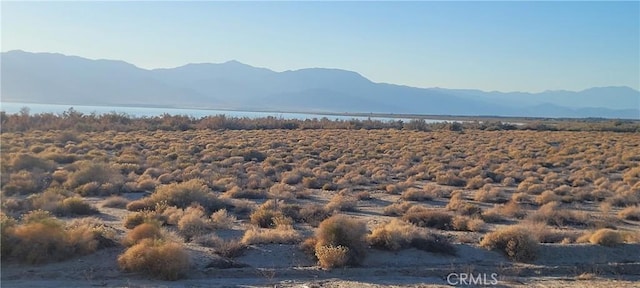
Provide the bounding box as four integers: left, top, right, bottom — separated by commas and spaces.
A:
2, 1, 639, 92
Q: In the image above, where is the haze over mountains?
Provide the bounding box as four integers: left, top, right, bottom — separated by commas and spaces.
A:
2, 50, 639, 119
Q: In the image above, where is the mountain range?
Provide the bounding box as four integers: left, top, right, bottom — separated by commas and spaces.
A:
2, 50, 639, 119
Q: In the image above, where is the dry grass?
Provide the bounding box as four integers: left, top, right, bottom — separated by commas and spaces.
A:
241, 226, 301, 245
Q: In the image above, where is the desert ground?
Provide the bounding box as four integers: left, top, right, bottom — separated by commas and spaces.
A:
1, 115, 640, 287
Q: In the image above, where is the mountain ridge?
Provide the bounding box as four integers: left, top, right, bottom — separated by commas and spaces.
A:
1, 50, 638, 119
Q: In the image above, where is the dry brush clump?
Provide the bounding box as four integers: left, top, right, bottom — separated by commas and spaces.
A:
402, 206, 453, 230
618, 206, 640, 221
1, 210, 113, 264
241, 225, 301, 245
64, 161, 124, 196
310, 214, 368, 269
480, 225, 539, 262
117, 239, 189, 281
118, 218, 189, 280
528, 201, 591, 227
367, 219, 456, 254
127, 179, 223, 212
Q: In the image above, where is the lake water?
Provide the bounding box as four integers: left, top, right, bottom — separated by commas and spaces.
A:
0, 102, 436, 123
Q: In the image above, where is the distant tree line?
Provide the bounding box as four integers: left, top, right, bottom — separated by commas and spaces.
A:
1, 108, 638, 133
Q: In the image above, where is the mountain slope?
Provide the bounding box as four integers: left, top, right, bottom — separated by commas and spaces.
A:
1, 50, 638, 119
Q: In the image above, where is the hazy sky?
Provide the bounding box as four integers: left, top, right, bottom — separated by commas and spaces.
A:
2, 1, 639, 92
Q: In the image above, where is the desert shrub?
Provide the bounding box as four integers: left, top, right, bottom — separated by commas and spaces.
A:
9, 153, 55, 172
528, 201, 591, 227
525, 221, 579, 243
322, 182, 339, 191
148, 179, 223, 211
302, 177, 324, 189
281, 171, 303, 185
367, 218, 455, 254
315, 245, 349, 269
480, 226, 539, 262
250, 208, 282, 228
65, 162, 124, 195
314, 215, 367, 267
215, 240, 247, 258
325, 194, 357, 212
6, 211, 101, 264
435, 172, 466, 187
502, 177, 516, 187
55, 197, 99, 216
126, 198, 156, 211
368, 219, 418, 250
101, 196, 130, 209
445, 191, 464, 210
511, 192, 530, 203
298, 204, 331, 226
161, 205, 185, 225
3, 170, 46, 195
535, 190, 561, 205
224, 186, 267, 199
241, 226, 301, 245
446, 192, 483, 216
402, 206, 453, 230
267, 183, 296, 200
51, 169, 69, 183
482, 201, 526, 222
177, 206, 213, 240
473, 186, 507, 203
402, 187, 434, 201
210, 209, 236, 229
118, 239, 189, 281
355, 191, 372, 200
194, 233, 246, 258
383, 201, 413, 216
465, 176, 486, 189
1, 213, 17, 257
300, 237, 318, 257
123, 222, 163, 246
136, 178, 158, 192
385, 183, 406, 194
588, 229, 624, 247
123, 210, 164, 229
618, 206, 640, 221
451, 216, 485, 232
27, 187, 69, 212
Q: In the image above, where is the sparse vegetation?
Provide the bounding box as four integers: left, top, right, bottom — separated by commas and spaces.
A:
2, 112, 640, 283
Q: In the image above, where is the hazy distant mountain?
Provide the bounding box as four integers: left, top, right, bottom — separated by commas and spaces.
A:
2, 50, 639, 119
